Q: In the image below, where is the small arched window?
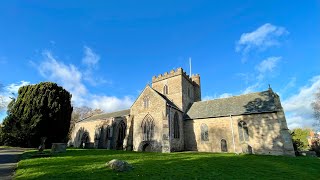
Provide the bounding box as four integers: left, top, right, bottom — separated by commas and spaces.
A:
201, 124, 209, 141
221, 139, 228, 152
163, 85, 168, 95
143, 96, 149, 108
142, 115, 154, 141
238, 121, 249, 142
173, 112, 180, 139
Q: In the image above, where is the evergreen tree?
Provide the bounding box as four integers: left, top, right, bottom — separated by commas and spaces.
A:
0, 82, 73, 147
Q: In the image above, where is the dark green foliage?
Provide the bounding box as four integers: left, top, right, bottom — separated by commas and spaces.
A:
0, 82, 73, 147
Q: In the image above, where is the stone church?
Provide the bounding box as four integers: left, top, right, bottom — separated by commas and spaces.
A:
71, 68, 295, 156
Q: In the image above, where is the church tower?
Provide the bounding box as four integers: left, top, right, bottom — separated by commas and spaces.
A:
151, 68, 201, 113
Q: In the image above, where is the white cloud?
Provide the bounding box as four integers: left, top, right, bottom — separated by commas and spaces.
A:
239, 56, 281, 94
281, 77, 296, 94
90, 95, 133, 112
219, 93, 233, 98
35, 50, 133, 113
236, 23, 288, 62
81, 46, 108, 86
203, 93, 233, 101
38, 51, 87, 104
5, 81, 31, 94
282, 75, 320, 129
242, 82, 261, 94
82, 46, 100, 68
0, 81, 31, 113
256, 56, 281, 74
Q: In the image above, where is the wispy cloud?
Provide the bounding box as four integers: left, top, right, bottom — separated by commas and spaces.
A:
203, 93, 233, 101
6, 81, 31, 95
236, 23, 288, 62
239, 56, 281, 94
282, 75, 320, 129
35, 49, 133, 113
256, 56, 281, 74
82, 46, 100, 68
242, 82, 261, 94
81, 46, 109, 86
255, 56, 281, 81
38, 51, 87, 104
281, 77, 296, 94
0, 81, 31, 114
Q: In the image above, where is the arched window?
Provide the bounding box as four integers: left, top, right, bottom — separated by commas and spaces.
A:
238, 121, 249, 142
163, 85, 168, 95
143, 96, 149, 108
116, 121, 126, 150
201, 124, 209, 141
221, 139, 228, 152
173, 112, 180, 139
105, 126, 110, 145
141, 115, 154, 141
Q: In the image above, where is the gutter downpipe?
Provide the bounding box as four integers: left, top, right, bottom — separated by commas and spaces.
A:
229, 115, 237, 154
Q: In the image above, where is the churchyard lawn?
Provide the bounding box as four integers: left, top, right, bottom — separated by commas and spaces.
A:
15, 149, 319, 179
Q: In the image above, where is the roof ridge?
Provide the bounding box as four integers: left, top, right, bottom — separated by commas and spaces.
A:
198, 89, 270, 103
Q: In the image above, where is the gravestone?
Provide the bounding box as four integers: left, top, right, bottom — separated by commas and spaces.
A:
51, 143, 67, 153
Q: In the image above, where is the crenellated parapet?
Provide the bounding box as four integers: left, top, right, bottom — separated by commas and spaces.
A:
152, 67, 200, 86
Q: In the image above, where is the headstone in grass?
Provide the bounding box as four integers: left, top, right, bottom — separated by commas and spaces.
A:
51, 143, 67, 153
106, 159, 133, 172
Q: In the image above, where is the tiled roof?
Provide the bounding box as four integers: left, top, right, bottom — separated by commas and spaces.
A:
78, 109, 130, 122
185, 89, 281, 119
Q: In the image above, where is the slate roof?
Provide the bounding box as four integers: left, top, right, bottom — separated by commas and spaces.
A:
185, 89, 281, 120
78, 109, 130, 122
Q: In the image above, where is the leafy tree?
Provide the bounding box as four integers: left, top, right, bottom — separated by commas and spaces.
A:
312, 88, 320, 128
0, 82, 73, 147
291, 128, 312, 151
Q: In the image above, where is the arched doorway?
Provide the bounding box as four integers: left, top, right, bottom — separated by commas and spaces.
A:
80, 132, 90, 148
142, 143, 152, 152
116, 121, 126, 150
241, 143, 253, 154
221, 139, 228, 152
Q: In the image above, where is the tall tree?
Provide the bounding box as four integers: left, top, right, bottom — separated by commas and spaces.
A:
0, 82, 73, 147
312, 88, 320, 128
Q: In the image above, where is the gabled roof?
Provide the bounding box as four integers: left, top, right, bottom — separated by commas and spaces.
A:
78, 109, 130, 123
131, 84, 181, 111
185, 89, 281, 120
154, 90, 182, 111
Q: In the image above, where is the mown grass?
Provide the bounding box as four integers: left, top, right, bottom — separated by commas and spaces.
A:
15, 149, 320, 180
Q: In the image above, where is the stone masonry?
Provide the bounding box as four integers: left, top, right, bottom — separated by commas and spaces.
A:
71, 67, 295, 156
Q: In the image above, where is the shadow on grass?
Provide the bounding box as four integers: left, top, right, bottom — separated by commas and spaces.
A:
15, 149, 320, 180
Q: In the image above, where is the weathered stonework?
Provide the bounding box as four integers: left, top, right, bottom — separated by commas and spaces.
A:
70, 67, 295, 156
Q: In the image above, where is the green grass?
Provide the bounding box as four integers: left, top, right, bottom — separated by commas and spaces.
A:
15, 149, 320, 180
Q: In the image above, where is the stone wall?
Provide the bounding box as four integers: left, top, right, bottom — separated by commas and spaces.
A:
169, 109, 184, 152
71, 116, 128, 149
184, 112, 295, 156
152, 68, 201, 112
130, 86, 167, 152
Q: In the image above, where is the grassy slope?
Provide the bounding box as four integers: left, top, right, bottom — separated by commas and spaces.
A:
15, 149, 320, 180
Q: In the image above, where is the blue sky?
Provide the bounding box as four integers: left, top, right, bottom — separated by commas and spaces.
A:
0, 1, 319, 129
